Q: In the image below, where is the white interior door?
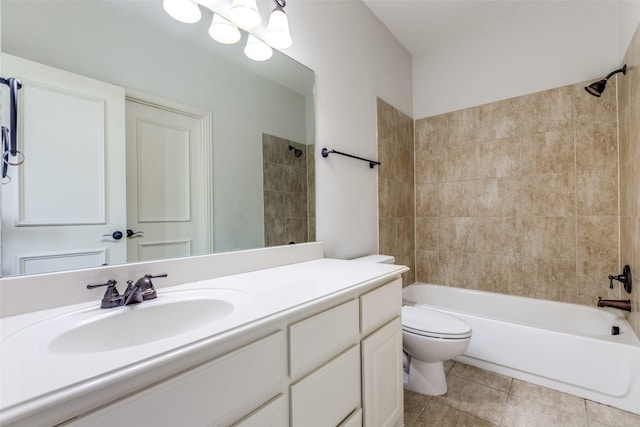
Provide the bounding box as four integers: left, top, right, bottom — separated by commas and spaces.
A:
125, 96, 212, 262
1, 54, 127, 276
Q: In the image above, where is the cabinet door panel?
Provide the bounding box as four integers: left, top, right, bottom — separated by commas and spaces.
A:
69, 332, 285, 426
291, 345, 360, 427
362, 317, 403, 427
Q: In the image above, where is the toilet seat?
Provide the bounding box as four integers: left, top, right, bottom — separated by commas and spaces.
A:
402, 305, 472, 339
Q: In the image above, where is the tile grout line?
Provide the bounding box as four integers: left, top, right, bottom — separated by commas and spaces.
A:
447, 370, 512, 394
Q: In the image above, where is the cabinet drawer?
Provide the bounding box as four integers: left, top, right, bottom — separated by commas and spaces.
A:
69, 332, 285, 427
360, 279, 402, 335
233, 394, 288, 427
289, 299, 359, 379
339, 408, 362, 427
290, 345, 361, 427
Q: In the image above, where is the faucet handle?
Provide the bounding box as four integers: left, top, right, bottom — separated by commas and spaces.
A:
137, 273, 167, 301
87, 279, 122, 309
86, 279, 118, 290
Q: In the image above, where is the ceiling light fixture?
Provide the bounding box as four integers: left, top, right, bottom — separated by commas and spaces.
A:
208, 13, 241, 44
229, 0, 262, 29
162, 0, 293, 61
162, 0, 202, 24
265, 0, 292, 49
244, 34, 273, 61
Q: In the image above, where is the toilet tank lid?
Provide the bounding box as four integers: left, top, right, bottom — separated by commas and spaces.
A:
351, 254, 395, 264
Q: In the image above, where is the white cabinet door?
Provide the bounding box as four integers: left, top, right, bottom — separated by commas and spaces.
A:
1, 54, 126, 275
362, 317, 403, 427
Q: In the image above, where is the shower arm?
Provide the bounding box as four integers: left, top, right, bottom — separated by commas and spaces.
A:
604, 64, 627, 81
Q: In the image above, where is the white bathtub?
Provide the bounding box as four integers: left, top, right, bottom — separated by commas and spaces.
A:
403, 283, 640, 415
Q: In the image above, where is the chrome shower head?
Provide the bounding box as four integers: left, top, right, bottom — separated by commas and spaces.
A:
289, 145, 302, 157
585, 64, 626, 97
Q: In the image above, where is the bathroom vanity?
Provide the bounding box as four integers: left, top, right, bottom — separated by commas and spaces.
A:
0, 243, 407, 427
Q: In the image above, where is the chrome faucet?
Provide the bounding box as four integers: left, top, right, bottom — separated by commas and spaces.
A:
122, 280, 144, 305
134, 273, 168, 301
87, 273, 167, 309
597, 297, 631, 312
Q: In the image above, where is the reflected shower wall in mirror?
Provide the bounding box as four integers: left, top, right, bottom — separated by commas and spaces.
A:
0, 0, 315, 276
262, 134, 315, 247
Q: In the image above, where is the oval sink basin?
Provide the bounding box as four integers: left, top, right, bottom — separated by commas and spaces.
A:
44, 290, 247, 355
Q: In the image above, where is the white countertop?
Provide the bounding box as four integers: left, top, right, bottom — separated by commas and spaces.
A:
0, 258, 406, 425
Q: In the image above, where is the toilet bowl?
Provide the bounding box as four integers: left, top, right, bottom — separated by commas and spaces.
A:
402, 305, 472, 395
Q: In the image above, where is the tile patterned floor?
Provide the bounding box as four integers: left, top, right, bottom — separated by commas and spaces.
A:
404, 361, 640, 427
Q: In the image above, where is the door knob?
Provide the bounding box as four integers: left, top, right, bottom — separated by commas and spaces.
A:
127, 229, 144, 238
103, 230, 144, 240
103, 231, 124, 240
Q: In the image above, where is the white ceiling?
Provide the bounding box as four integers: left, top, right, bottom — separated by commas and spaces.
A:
362, 0, 593, 56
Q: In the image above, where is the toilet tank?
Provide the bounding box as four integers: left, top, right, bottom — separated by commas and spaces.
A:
351, 254, 396, 264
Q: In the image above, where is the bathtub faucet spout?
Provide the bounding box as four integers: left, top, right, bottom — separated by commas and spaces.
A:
597, 297, 631, 312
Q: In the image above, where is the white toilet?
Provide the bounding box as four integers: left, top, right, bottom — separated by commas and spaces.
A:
351, 254, 472, 395
402, 305, 472, 395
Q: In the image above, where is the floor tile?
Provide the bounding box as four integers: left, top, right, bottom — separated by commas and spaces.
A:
413, 399, 495, 427
586, 400, 640, 427
509, 379, 586, 416
501, 395, 588, 427
404, 388, 429, 427
434, 374, 508, 425
444, 359, 455, 374
449, 362, 512, 392
404, 362, 640, 427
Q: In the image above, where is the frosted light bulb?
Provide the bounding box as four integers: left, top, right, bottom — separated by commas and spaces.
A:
208, 14, 241, 44
265, 6, 292, 49
162, 0, 201, 24
229, 0, 262, 29
244, 34, 273, 61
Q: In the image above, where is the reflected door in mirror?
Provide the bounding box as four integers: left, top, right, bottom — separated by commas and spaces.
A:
125, 97, 212, 262
1, 54, 126, 275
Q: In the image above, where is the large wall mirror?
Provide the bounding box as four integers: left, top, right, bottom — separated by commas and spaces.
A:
0, 0, 315, 277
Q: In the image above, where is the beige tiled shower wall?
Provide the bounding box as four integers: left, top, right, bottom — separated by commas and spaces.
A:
262, 134, 314, 246
377, 98, 415, 285
307, 146, 316, 242
413, 80, 620, 305
619, 23, 640, 337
